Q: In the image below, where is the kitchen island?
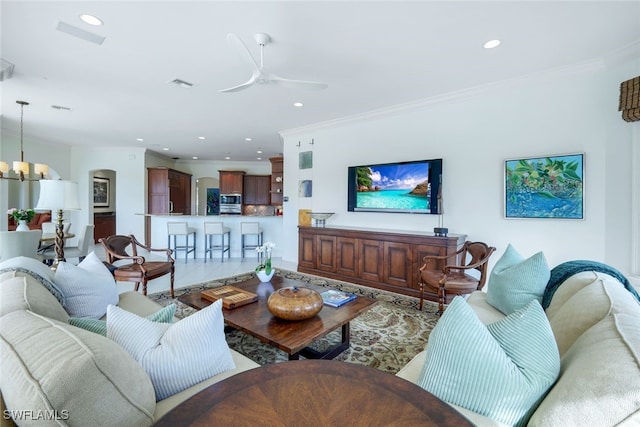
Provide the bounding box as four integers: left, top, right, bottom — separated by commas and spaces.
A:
144, 214, 283, 259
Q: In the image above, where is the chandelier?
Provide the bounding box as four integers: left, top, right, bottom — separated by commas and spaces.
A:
0, 100, 49, 181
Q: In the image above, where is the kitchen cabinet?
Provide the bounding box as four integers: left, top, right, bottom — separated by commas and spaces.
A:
148, 168, 191, 215
93, 212, 115, 243
147, 167, 192, 245
219, 171, 245, 194
298, 226, 465, 302
243, 175, 270, 205
269, 157, 283, 206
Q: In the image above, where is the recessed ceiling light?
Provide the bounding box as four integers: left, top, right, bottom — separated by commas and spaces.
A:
483, 39, 501, 49
192, 156, 198, 160
79, 14, 103, 26
293, 102, 303, 107
245, 138, 252, 142
162, 148, 169, 151
256, 157, 262, 160
198, 136, 205, 140
225, 156, 231, 160
256, 150, 263, 154
136, 138, 144, 142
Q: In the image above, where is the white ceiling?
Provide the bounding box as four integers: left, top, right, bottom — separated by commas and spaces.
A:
1, 1, 639, 162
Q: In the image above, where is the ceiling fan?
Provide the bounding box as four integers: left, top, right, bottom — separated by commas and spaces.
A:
219, 32, 328, 93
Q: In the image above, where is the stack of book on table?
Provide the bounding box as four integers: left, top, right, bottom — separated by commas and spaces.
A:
320, 290, 356, 307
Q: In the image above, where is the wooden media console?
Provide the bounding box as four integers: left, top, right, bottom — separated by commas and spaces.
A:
298, 226, 466, 304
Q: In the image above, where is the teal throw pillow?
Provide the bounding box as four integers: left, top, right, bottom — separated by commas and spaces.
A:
417, 297, 560, 427
486, 244, 550, 314
69, 303, 176, 336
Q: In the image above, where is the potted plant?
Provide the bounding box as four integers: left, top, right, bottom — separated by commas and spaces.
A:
7, 208, 35, 231
255, 242, 276, 282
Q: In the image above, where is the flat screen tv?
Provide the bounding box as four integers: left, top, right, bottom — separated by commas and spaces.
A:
347, 159, 442, 214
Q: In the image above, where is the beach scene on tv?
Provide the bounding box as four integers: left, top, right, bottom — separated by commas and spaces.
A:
355, 163, 430, 210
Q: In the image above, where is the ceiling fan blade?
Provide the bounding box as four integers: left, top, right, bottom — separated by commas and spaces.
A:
271, 75, 328, 91
219, 75, 256, 93
226, 33, 260, 73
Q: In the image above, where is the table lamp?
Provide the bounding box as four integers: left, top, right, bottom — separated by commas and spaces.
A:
36, 180, 80, 269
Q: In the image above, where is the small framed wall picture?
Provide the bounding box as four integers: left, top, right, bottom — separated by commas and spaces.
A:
93, 177, 110, 207
504, 153, 584, 219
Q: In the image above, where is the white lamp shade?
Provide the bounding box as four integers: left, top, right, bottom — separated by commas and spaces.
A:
13, 161, 29, 175
0, 161, 8, 173
36, 180, 80, 210
34, 163, 49, 176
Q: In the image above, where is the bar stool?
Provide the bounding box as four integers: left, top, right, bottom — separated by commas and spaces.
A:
167, 222, 196, 262
204, 222, 231, 263
240, 222, 263, 261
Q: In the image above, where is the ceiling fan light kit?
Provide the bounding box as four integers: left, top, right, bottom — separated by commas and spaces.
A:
219, 32, 328, 93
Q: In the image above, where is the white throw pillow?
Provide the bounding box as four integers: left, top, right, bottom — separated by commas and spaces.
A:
54, 251, 118, 318
107, 299, 236, 401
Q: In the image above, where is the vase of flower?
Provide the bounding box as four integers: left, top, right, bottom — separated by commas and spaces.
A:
255, 242, 276, 282
7, 208, 35, 231
16, 220, 30, 231
257, 269, 275, 282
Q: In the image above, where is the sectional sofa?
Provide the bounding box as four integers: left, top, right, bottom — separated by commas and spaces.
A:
398, 270, 640, 426
1, 255, 639, 426
0, 257, 259, 426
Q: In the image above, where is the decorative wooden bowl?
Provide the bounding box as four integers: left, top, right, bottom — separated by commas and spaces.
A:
267, 286, 323, 321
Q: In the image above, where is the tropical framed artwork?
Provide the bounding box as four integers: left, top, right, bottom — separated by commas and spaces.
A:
504, 153, 584, 219
93, 177, 110, 207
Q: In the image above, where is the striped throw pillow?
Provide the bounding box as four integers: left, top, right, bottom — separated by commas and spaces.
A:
417, 297, 559, 427
486, 244, 550, 314
107, 299, 235, 401
69, 304, 176, 336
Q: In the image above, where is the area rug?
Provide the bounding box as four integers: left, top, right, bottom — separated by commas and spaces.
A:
148, 269, 440, 374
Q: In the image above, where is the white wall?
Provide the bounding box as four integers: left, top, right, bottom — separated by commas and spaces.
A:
280, 58, 640, 278
68, 146, 147, 242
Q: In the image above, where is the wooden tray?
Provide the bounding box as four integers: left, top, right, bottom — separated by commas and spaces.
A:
201, 286, 258, 310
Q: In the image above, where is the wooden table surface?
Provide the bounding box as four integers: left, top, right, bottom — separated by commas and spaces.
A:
178, 276, 377, 358
155, 359, 473, 426
40, 232, 75, 243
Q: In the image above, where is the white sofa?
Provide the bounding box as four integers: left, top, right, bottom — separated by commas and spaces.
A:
397, 271, 640, 426
0, 259, 260, 427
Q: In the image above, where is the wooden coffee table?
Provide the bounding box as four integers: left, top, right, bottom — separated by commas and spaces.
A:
155, 359, 473, 426
178, 275, 377, 360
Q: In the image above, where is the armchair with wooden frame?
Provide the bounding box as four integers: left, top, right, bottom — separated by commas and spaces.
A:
99, 234, 175, 297
418, 241, 496, 314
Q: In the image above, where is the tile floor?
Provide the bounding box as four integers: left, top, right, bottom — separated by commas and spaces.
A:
89, 243, 297, 295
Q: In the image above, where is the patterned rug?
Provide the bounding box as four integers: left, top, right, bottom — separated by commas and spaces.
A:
148, 269, 440, 374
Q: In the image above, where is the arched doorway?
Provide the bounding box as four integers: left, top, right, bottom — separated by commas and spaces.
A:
91, 169, 116, 243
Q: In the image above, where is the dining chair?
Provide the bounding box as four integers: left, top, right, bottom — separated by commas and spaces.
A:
41, 222, 72, 234
0, 230, 43, 261
42, 224, 94, 265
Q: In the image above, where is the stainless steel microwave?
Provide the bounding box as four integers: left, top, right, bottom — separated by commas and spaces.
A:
220, 194, 242, 205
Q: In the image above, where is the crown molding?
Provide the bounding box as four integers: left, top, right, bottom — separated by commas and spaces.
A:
280, 52, 631, 138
